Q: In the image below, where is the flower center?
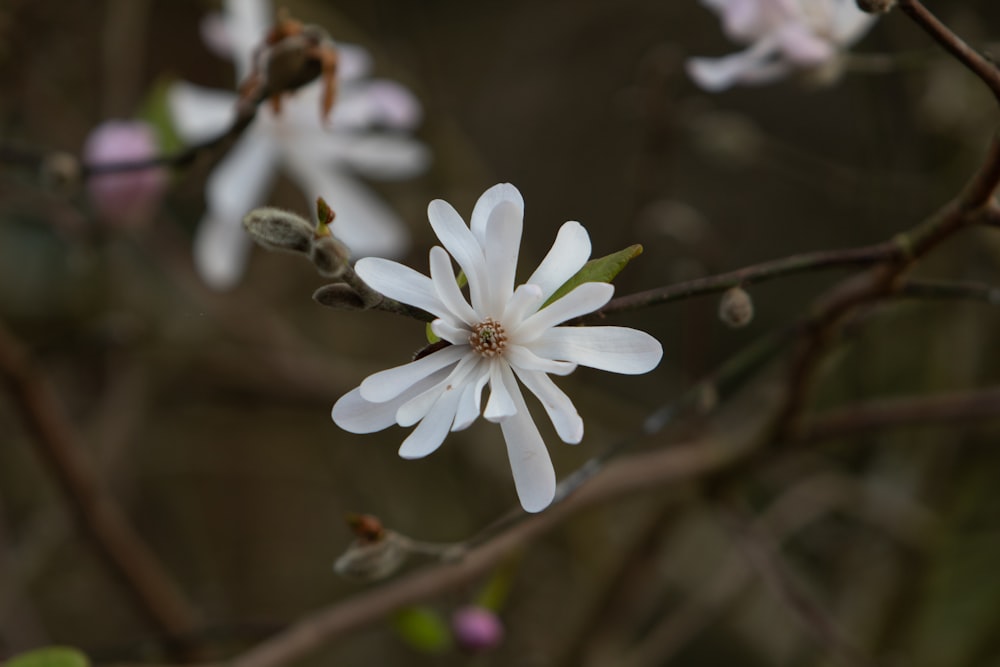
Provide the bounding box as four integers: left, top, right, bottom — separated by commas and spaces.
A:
469, 318, 507, 358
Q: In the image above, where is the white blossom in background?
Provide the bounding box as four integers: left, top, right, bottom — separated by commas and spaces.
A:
687, 0, 877, 91
169, 0, 429, 289
332, 184, 663, 513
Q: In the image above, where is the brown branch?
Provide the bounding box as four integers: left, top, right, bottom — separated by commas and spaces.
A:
0, 321, 199, 642
800, 386, 1000, 443
897, 0, 1000, 104
581, 242, 899, 321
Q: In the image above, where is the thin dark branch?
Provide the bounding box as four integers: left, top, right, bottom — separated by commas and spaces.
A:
582, 242, 899, 321
898, 0, 1000, 104
0, 321, 199, 644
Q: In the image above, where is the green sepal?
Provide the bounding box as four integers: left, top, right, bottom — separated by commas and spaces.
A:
4, 647, 90, 667
391, 606, 452, 654
543, 244, 643, 307
136, 77, 184, 157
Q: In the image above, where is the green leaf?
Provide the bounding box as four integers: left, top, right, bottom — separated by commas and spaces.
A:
543, 244, 643, 307
4, 647, 89, 667
475, 557, 520, 611
136, 76, 185, 156
391, 606, 452, 654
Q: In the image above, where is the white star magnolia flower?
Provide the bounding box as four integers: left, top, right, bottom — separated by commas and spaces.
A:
332, 184, 663, 513
687, 0, 877, 91
169, 0, 429, 290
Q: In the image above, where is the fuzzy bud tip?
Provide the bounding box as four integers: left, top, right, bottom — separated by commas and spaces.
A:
718, 286, 754, 328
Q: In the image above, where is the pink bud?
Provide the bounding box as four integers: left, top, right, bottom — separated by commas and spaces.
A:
450, 606, 504, 653
84, 120, 168, 229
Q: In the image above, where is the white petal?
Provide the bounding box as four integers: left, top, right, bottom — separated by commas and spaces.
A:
197, 134, 278, 289
396, 354, 478, 427
336, 43, 374, 82
685, 38, 792, 92
331, 368, 449, 433
529, 326, 663, 375
426, 199, 489, 313
512, 367, 584, 444
223, 0, 272, 79
483, 200, 523, 317
359, 345, 465, 402
470, 183, 524, 246
280, 160, 411, 259
333, 80, 424, 131
505, 344, 577, 376
514, 283, 614, 343
398, 387, 462, 459
453, 363, 490, 431
429, 246, 478, 326
354, 257, 451, 322
483, 360, 517, 422
502, 284, 546, 328
431, 319, 471, 346
499, 384, 556, 513
168, 81, 238, 143
525, 221, 592, 302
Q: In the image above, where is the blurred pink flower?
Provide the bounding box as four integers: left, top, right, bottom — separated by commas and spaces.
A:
451, 606, 504, 653
83, 120, 168, 229
169, 0, 429, 290
687, 0, 877, 91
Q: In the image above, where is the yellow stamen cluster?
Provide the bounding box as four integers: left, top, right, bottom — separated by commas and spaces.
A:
469, 318, 507, 357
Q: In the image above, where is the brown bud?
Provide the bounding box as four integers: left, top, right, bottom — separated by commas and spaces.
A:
718, 286, 754, 329
313, 283, 367, 310
310, 234, 351, 278
242, 207, 313, 253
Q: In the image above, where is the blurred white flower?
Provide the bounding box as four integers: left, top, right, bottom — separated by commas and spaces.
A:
687, 0, 877, 91
169, 0, 429, 289
84, 120, 168, 229
331, 184, 663, 513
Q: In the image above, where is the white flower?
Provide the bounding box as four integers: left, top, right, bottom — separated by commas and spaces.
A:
331, 184, 663, 513
687, 0, 877, 91
169, 0, 429, 289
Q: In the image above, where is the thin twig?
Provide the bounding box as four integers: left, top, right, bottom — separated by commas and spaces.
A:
0, 321, 199, 643
897, 0, 1000, 104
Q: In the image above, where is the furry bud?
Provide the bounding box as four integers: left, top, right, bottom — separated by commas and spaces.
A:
242, 207, 314, 254
718, 286, 754, 328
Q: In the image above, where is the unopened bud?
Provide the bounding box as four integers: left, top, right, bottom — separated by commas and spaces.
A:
718, 286, 754, 328
311, 234, 351, 278
451, 606, 504, 653
856, 0, 896, 13
334, 514, 408, 581
242, 207, 313, 254
313, 283, 367, 310
41, 151, 81, 191
83, 120, 167, 229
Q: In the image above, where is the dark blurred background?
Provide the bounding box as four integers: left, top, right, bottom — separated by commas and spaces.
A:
2, 0, 1000, 665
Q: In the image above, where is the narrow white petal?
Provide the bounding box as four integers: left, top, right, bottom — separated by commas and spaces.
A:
483, 360, 517, 422
396, 354, 478, 427
453, 363, 489, 431
332, 80, 424, 132
505, 344, 577, 376
499, 384, 556, 513
429, 246, 478, 326
470, 183, 524, 246
223, 0, 272, 79
168, 82, 238, 143
426, 199, 489, 313
354, 257, 452, 322
398, 388, 462, 459
430, 319, 471, 346
502, 284, 545, 328
525, 221, 592, 302
529, 326, 663, 375
483, 200, 523, 317
197, 134, 278, 289
331, 368, 449, 433
512, 367, 584, 444
514, 283, 614, 342
359, 345, 465, 402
